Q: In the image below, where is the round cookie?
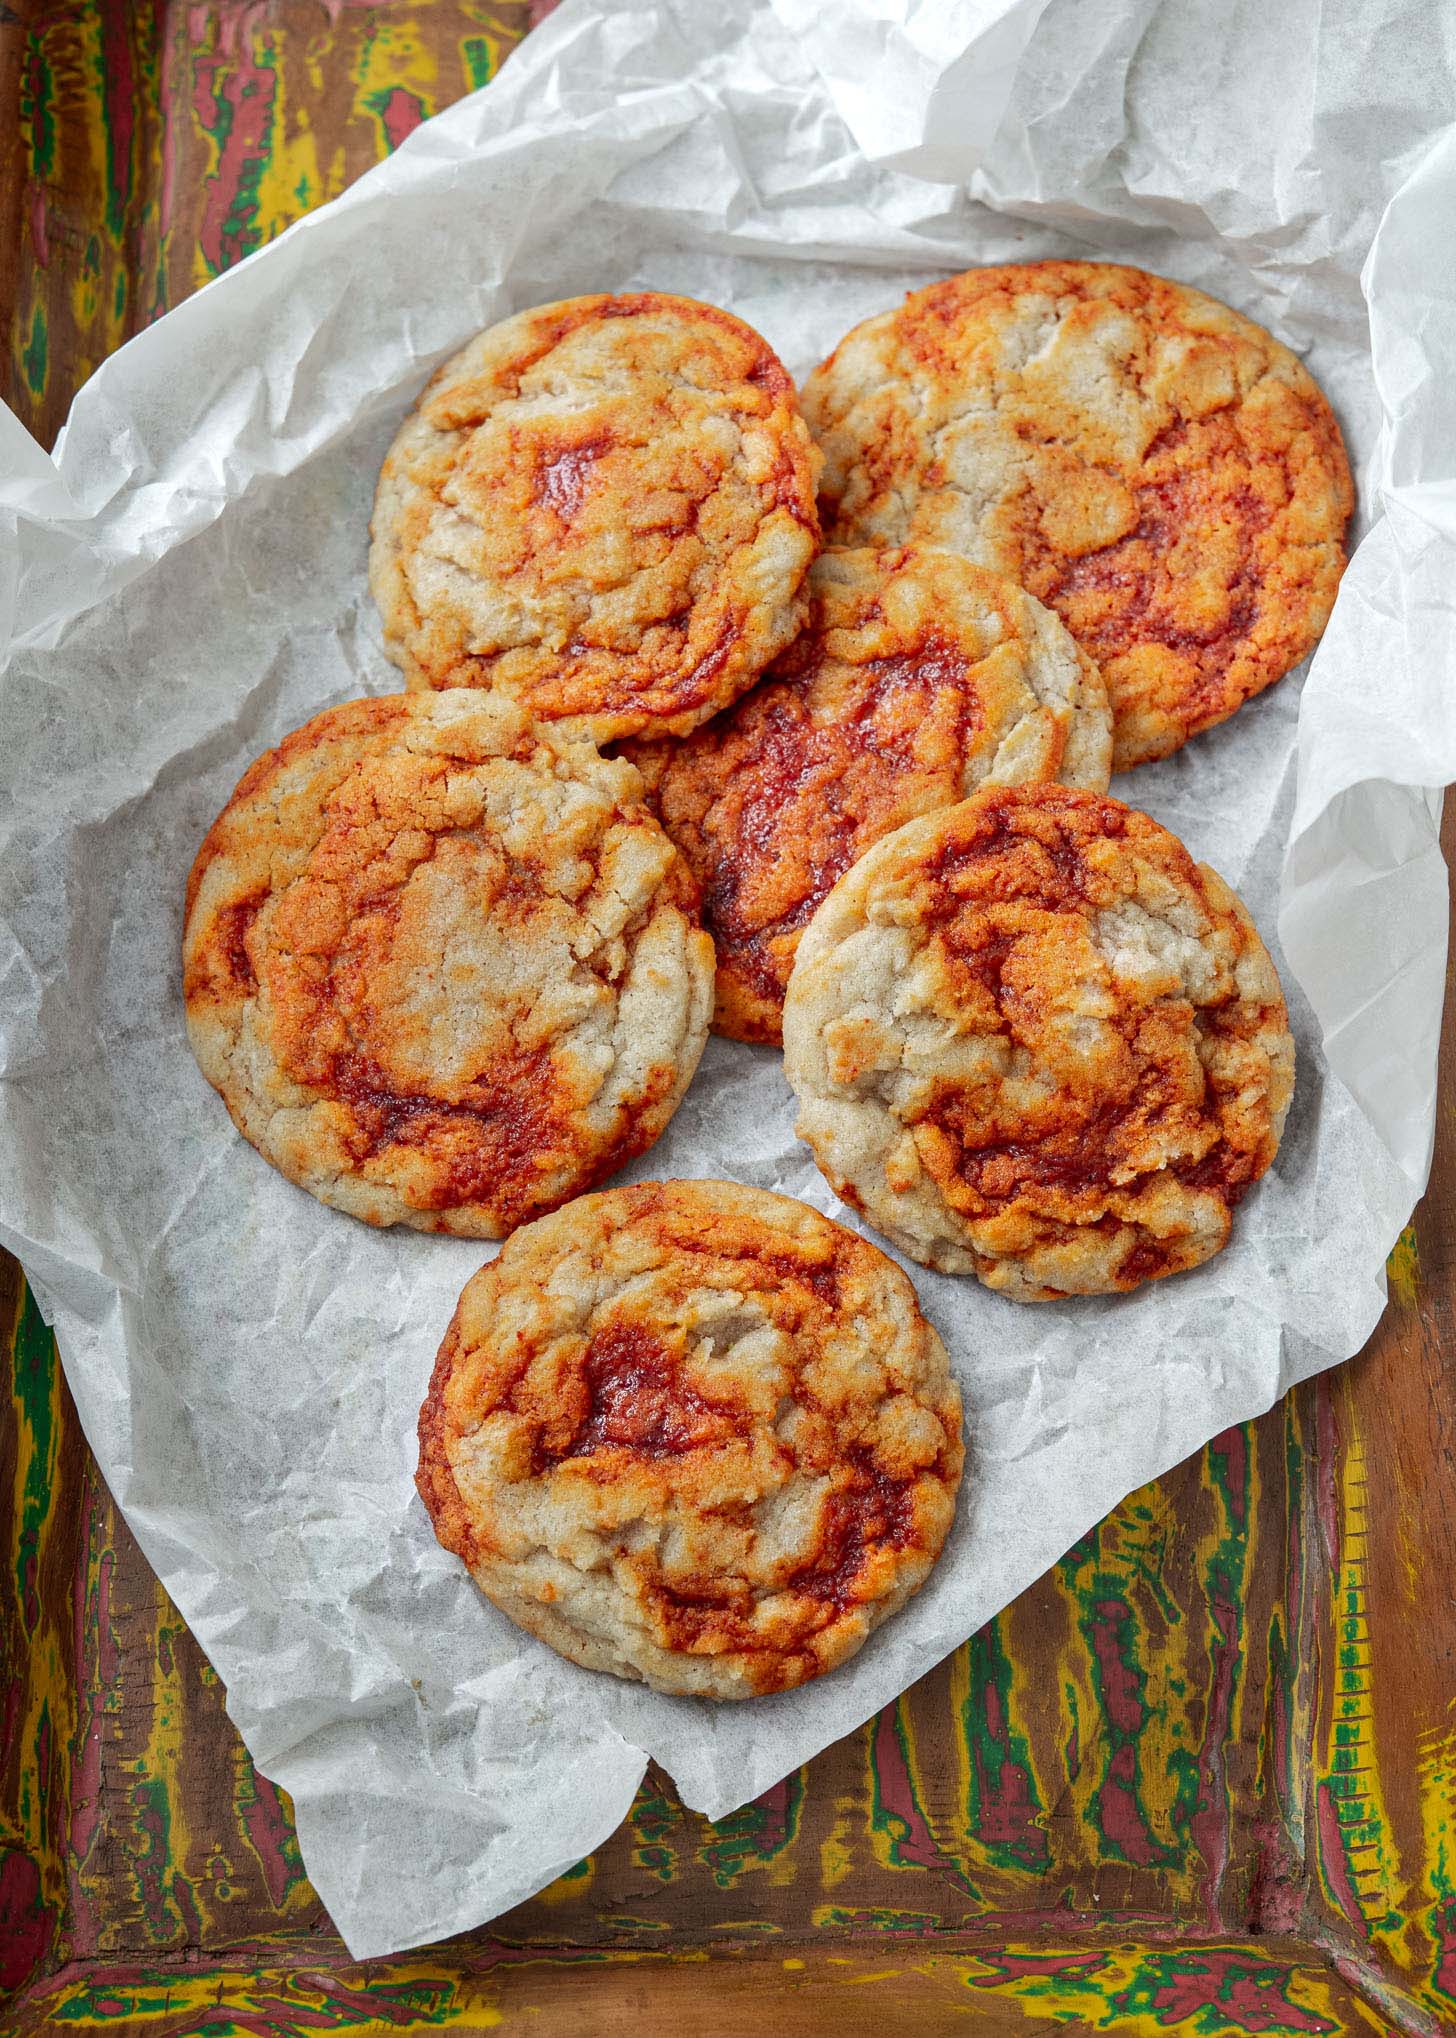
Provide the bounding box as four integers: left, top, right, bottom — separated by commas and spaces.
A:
370, 291, 822, 741
782, 784, 1294, 1299
416, 1180, 964, 1698
183, 692, 713, 1237
802, 261, 1353, 769
629, 545, 1111, 1045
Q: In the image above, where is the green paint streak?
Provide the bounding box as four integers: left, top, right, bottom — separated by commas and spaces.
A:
1198, 1430, 1251, 1839
463, 35, 497, 91
699, 1771, 805, 1886
12, 1283, 57, 1632
630, 1770, 679, 1883
128, 1773, 181, 1941
48, 1974, 456, 2026
961, 1619, 1048, 1871
220, 149, 269, 268
91, 38, 130, 242
21, 40, 56, 180
819, 1906, 941, 1934
1110, 1951, 1328, 2035
113, 268, 128, 323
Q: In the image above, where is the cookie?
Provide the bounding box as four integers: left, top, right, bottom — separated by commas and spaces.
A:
183, 693, 713, 1237
630, 545, 1111, 1044
802, 261, 1353, 769
370, 292, 822, 741
417, 1180, 964, 1698
782, 784, 1294, 1299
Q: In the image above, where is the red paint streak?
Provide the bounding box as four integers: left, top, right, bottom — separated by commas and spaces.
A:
0, 1680, 18, 1802
100, 3, 137, 233
0, 1848, 50, 1993
1099, 1742, 1157, 1866
1143, 1950, 1336, 2033
966, 1948, 1108, 1986
871, 1706, 950, 1877
239, 1772, 296, 1910
1190, 1590, 1236, 1927
1088, 1598, 1158, 1867
193, 16, 278, 275
1189, 1427, 1246, 1926
1315, 1779, 1364, 1931
1313, 1375, 1340, 1560
969, 1669, 1042, 1858
751, 1775, 792, 1853
29, 186, 49, 269
375, 85, 425, 153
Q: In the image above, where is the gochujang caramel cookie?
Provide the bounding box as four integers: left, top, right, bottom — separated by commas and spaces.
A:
370, 292, 822, 741
782, 785, 1294, 1299
803, 261, 1353, 769
183, 693, 713, 1237
630, 545, 1111, 1044
417, 1180, 964, 1698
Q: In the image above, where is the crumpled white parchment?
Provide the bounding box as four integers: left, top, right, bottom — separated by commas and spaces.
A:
1, 0, 1453, 1961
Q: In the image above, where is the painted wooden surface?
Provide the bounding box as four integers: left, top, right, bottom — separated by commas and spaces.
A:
3, 3, 1456, 2031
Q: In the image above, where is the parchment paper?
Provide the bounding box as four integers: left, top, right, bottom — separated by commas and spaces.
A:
2, 0, 1455, 1960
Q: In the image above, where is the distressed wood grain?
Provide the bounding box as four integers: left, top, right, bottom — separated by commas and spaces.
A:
2, 2, 1454, 2032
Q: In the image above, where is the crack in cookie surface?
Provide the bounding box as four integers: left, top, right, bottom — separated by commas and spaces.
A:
782, 784, 1294, 1298
416, 1180, 965, 1698
183, 692, 714, 1236
802, 262, 1353, 768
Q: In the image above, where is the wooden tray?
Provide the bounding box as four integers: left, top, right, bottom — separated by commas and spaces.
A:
3, 6, 1455, 2030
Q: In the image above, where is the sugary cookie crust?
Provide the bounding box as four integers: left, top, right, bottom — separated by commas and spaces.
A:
417, 1180, 964, 1697
183, 692, 713, 1236
803, 261, 1353, 768
370, 292, 822, 741
782, 784, 1294, 1298
630, 545, 1111, 1044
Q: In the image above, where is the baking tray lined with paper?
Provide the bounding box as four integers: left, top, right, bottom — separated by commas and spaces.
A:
3, 0, 1456, 1968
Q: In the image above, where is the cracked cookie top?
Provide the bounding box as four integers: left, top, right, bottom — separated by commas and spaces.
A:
782, 784, 1294, 1299
183, 692, 713, 1237
370, 292, 822, 741
417, 1179, 964, 1698
628, 545, 1111, 1045
802, 262, 1352, 768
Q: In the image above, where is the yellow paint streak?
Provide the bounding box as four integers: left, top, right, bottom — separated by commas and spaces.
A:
352, 14, 445, 146
1386, 1225, 1421, 1309
17, 1945, 1380, 2033
1323, 1419, 1408, 1958
819, 1793, 857, 1890
1412, 1720, 1456, 2013
533, 1856, 598, 1906
782, 1957, 805, 1970
3, 1306, 76, 1937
